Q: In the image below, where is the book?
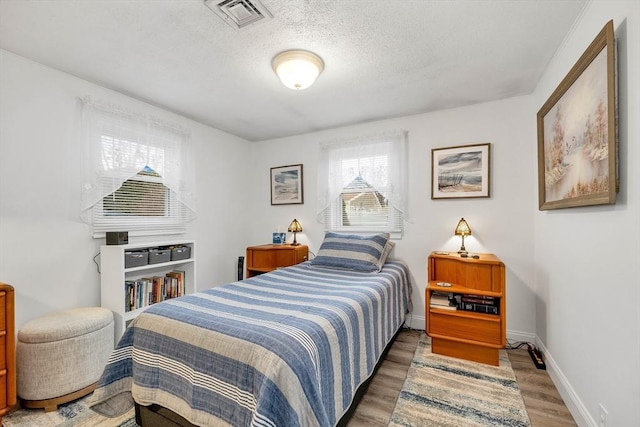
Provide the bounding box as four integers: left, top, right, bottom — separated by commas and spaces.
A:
430, 291, 456, 309
459, 302, 499, 315
167, 270, 185, 297
461, 296, 497, 305
431, 305, 457, 311
462, 294, 499, 302
431, 295, 450, 303
430, 295, 452, 306
431, 291, 451, 300
152, 276, 165, 303
124, 281, 135, 312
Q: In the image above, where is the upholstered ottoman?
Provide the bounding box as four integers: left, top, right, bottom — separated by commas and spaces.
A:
16, 307, 114, 412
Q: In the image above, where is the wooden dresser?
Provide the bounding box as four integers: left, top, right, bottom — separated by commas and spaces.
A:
426, 252, 506, 365
0, 283, 16, 421
246, 244, 308, 278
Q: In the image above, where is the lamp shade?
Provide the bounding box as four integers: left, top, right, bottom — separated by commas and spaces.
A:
454, 218, 471, 236
272, 50, 324, 90
288, 218, 303, 233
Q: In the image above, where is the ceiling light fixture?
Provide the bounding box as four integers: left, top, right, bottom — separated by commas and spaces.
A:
272, 50, 324, 90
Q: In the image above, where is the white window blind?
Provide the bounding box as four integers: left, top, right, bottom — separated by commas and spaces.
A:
317, 131, 409, 236
80, 97, 196, 237
92, 167, 188, 235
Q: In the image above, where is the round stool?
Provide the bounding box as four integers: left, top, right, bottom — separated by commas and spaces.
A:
16, 307, 114, 412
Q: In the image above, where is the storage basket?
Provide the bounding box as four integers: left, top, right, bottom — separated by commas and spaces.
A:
171, 246, 191, 261
148, 248, 171, 264
124, 251, 148, 268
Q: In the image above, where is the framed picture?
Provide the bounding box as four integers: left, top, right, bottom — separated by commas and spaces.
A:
270, 164, 304, 205
431, 143, 491, 199
537, 20, 617, 210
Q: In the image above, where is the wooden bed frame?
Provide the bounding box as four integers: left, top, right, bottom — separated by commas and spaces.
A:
135, 326, 403, 427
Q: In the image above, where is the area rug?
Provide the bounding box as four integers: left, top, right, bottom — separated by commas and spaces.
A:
389, 333, 531, 427
1, 394, 137, 427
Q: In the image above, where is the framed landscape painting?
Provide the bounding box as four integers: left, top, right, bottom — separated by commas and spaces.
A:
270, 164, 303, 205
537, 20, 617, 210
431, 143, 491, 199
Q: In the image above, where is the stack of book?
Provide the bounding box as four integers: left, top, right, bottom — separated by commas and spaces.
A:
124, 270, 186, 312
458, 294, 499, 315
430, 291, 456, 310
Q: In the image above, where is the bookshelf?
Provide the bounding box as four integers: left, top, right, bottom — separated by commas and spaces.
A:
100, 240, 196, 343
426, 252, 505, 366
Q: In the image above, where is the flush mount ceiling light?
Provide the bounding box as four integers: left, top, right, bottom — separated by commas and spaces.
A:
272, 50, 324, 90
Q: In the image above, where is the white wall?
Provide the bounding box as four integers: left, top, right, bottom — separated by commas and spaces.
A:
532, 1, 640, 426
0, 50, 254, 333
249, 94, 538, 341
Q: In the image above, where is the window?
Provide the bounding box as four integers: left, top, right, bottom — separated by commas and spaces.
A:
103, 168, 166, 217
317, 131, 409, 236
91, 165, 189, 235
80, 97, 196, 237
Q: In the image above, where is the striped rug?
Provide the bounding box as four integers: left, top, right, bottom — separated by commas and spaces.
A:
389, 333, 531, 427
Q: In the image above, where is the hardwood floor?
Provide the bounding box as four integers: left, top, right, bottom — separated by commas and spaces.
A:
508, 347, 577, 426
347, 329, 577, 427
347, 329, 421, 426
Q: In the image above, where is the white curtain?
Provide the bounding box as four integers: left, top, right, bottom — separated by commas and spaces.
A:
79, 96, 196, 223
316, 130, 410, 223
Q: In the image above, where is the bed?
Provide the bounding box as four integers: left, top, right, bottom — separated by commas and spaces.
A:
90, 233, 412, 427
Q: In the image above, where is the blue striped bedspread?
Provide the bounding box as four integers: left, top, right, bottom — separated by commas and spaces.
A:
90, 259, 412, 427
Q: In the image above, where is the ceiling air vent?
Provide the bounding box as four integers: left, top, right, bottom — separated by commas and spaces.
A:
204, 0, 273, 30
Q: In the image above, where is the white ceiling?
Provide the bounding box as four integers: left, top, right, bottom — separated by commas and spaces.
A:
0, 0, 587, 142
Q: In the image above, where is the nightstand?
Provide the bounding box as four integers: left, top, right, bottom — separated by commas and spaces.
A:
245, 244, 309, 278
426, 252, 506, 366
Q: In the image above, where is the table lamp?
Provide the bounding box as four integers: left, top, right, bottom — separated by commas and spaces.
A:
288, 219, 303, 246
454, 217, 471, 255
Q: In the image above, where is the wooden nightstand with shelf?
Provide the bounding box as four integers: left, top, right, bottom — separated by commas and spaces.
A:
426, 252, 506, 366
246, 244, 308, 278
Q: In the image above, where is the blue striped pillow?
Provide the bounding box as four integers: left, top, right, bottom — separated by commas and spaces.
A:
311, 232, 390, 273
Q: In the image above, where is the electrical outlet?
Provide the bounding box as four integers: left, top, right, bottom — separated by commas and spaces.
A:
599, 403, 608, 427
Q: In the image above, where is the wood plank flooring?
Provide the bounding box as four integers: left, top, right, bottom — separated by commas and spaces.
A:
508, 347, 577, 426
347, 329, 576, 427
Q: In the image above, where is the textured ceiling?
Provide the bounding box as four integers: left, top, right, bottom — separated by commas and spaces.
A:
0, 0, 587, 141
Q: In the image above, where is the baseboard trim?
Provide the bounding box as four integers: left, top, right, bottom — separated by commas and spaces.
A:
506, 329, 536, 344
405, 313, 425, 331
535, 340, 596, 427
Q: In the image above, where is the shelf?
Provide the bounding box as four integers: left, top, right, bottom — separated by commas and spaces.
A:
123, 308, 144, 321
125, 258, 194, 273
100, 240, 196, 344
427, 281, 502, 298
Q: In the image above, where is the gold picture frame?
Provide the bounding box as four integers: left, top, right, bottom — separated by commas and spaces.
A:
537, 20, 618, 210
